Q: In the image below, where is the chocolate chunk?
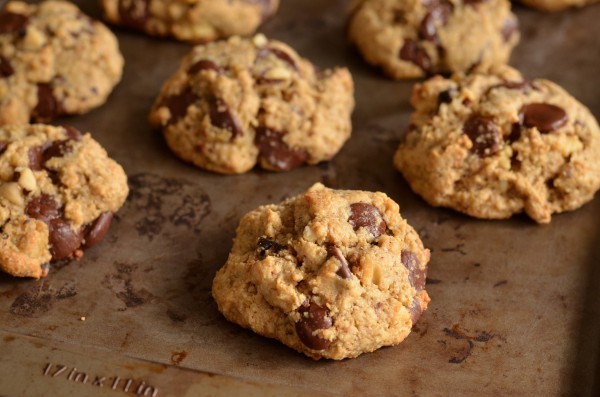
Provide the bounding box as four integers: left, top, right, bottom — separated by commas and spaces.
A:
419, 1, 452, 42
0, 55, 13, 78
62, 125, 82, 141
485, 81, 531, 96
255, 127, 308, 171
48, 218, 83, 261
42, 140, 72, 166
508, 122, 521, 142
25, 194, 61, 224
187, 59, 223, 75
501, 17, 519, 42
463, 115, 502, 157
209, 98, 243, 139
348, 203, 387, 238
28, 146, 45, 171
257, 236, 285, 258
519, 103, 568, 133
118, 0, 149, 30
0, 11, 29, 34
438, 88, 456, 106
163, 87, 198, 125
0, 141, 7, 155
257, 47, 298, 71
327, 245, 352, 279
401, 250, 426, 291
295, 300, 333, 350
399, 39, 431, 72
408, 298, 423, 324
83, 212, 113, 248
33, 83, 64, 122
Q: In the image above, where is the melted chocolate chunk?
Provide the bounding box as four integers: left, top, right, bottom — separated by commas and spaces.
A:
257, 236, 285, 258
83, 212, 113, 248
257, 47, 298, 71
62, 125, 83, 140
327, 245, 352, 279
187, 59, 223, 75
25, 194, 61, 224
255, 127, 308, 171
209, 98, 243, 139
33, 83, 64, 122
519, 103, 568, 133
42, 140, 72, 165
401, 250, 426, 291
0, 141, 7, 155
0, 11, 29, 34
48, 218, 83, 261
408, 298, 423, 324
0, 55, 13, 78
508, 122, 521, 142
463, 115, 502, 157
28, 145, 47, 171
348, 203, 387, 238
295, 300, 333, 350
163, 87, 198, 125
118, 0, 149, 30
399, 39, 431, 72
419, 1, 452, 42
501, 17, 519, 42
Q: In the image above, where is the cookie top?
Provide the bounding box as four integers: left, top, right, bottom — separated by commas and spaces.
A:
394, 65, 600, 223
149, 35, 354, 174
212, 183, 430, 360
0, 124, 129, 278
347, 0, 519, 79
518, 0, 598, 11
101, 0, 280, 43
0, 1, 124, 125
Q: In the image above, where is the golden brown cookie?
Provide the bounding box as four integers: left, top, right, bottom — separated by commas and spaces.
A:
0, 1, 124, 125
394, 65, 600, 223
149, 35, 354, 174
0, 124, 129, 278
212, 183, 431, 360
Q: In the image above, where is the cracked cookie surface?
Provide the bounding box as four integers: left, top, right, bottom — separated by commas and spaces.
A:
347, 0, 519, 79
149, 35, 354, 174
394, 65, 600, 223
212, 183, 430, 360
0, 124, 129, 278
101, 0, 279, 43
0, 1, 124, 125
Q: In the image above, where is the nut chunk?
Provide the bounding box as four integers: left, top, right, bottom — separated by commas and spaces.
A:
149, 35, 354, 174
394, 65, 600, 223
212, 183, 431, 360
0, 124, 129, 278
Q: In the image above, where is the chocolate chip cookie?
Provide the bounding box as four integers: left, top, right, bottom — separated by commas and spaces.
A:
101, 0, 279, 43
149, 35, 354, 174
394, 65, 600, 223
212, 183, 431, 360
518, 0, 598, 11
347, 0, 519, 79
0, 124, 129, 278
0, 1, 124, 126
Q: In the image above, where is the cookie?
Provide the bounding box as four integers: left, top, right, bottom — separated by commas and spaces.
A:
101, 0, 279, 43
394, 65, 600, 223
0, 124, 129, 278
149, 35, 354, 174
518, 0, 598, 11
212, 183, 431, 360
0, 1, 124, 125
347, 0, 519, 79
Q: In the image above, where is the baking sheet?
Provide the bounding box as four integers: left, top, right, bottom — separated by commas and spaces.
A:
1, 0, 600, 396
